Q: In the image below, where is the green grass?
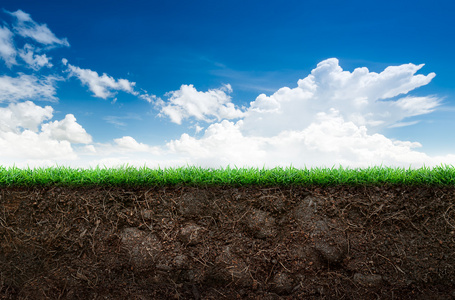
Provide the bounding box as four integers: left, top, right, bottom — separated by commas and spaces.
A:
1, 164, 455, 187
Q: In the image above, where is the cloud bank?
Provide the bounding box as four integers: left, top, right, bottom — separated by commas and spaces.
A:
0, 9, 453, 169
161, 58, 448, 169
0, 101, 90, 165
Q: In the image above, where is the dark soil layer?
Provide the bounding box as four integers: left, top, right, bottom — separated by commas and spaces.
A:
1, 184, 455, 299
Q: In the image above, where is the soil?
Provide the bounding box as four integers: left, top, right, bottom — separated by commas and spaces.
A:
1, 184, 455, 299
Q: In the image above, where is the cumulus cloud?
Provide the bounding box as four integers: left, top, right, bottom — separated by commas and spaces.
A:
242, 58, 439, 137
114, 136, 154, 152
292, 109, 429, 167
0, 25, 16, 67
167, 120, 267, 166
158, 58, 439, 136
0, 129, 76, 161
159, 84, 245, 124
0, 101, 53, 133
161, 58, 451, 169
0, 102, 91, 162
41, 114, 92, 144
65, 62, 137, 99
0, 73, 60, 102
165, 109, 446, 169
5, 9, 69, 47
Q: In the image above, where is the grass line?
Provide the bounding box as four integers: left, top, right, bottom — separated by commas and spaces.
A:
0, 164, 454, 187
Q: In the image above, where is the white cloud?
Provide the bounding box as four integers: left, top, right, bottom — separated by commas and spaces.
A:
0, 100, 53, 133
6, 9, 69, 47
18, 44, 53, 70
167, 120, 267, 167
195, 125, 203, 133
139, 92, 158, 103
159, 84, 245, 124
158, 58, 440, 138
388, 120, 420, 128
81, 144, 96, 153
66, 62, 137, 99
242, 58, 439, 136
165, 109, 449, 169
0, 25, 16, 67
0, 10, 59, 70
41, 114, 92, 144
0, 73, 60, 102
291, 109, 429, 167
114, 136, 154, 152
392, 96, 440, 117
0, 101, 92, 163
161, 58, 452, 169
0, 129, 76, 160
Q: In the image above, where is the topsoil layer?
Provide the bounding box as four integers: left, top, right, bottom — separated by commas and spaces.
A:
1, 184, 455, 299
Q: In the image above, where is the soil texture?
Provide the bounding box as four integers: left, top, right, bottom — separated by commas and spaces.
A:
1, 184, 455, 299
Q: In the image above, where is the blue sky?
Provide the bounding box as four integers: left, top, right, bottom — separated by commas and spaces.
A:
1, 0, 455, 168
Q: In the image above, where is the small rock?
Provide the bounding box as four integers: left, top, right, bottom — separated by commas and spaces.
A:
293, 196, 324, 220
120, 227, 162, 267
246, 209, 276, 239
314, 239, 346, 264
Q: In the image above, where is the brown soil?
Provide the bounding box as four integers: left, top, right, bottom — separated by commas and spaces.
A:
1, 184, 455, 299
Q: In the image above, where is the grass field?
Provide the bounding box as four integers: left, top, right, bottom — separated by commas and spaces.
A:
1, 164, 455, 186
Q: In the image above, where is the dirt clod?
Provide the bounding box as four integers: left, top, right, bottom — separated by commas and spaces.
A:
353, 273, 383, 287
